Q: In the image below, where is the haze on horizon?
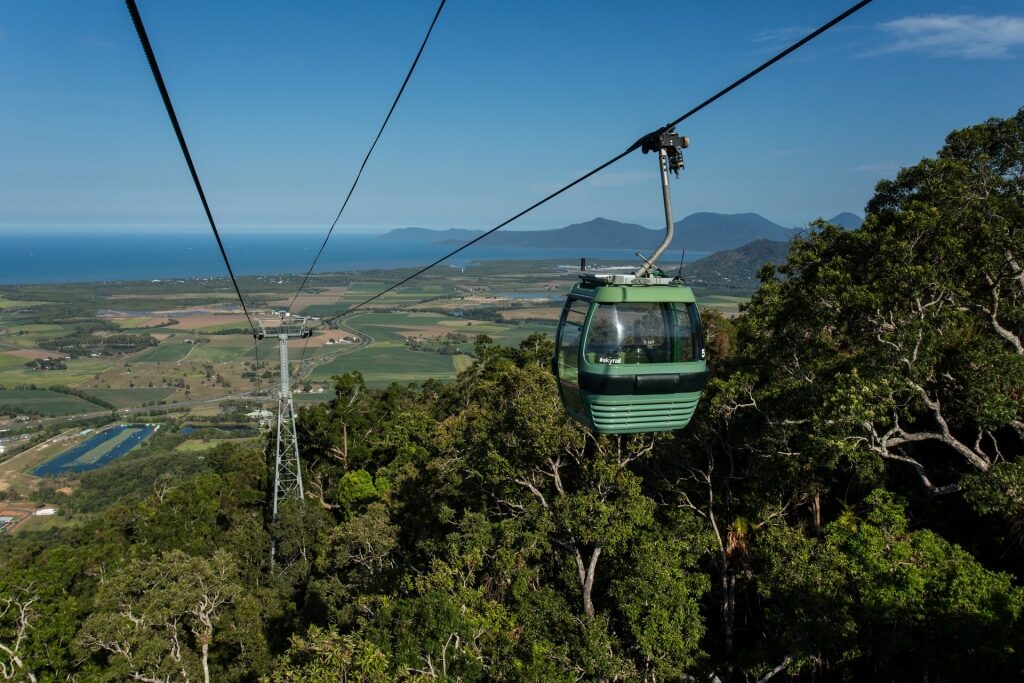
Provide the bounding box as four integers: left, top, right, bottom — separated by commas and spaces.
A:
1, 1, 1022, 237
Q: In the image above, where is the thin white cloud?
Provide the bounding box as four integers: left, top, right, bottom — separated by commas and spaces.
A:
876, 14, 1024, 59
752, 26, 813, 44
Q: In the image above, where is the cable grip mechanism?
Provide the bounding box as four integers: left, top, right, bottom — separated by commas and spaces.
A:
640, 126, 689, 176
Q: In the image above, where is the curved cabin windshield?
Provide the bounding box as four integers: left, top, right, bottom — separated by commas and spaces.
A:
584, 302, 697, 365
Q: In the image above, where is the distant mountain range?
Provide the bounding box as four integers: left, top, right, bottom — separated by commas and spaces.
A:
381, 212, 862, 253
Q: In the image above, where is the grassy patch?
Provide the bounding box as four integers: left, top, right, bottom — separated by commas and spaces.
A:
0, 389, 104, 416
175, 437, 254, 452
15, 513, 82, 533
0, 354, 30, 372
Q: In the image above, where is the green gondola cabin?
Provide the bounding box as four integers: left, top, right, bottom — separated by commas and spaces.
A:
554, 272, 708, 434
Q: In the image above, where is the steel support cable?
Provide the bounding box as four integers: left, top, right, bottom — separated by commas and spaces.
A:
125, 0, 266, 397
311, 0, 875, 330
285, 0, 447, 315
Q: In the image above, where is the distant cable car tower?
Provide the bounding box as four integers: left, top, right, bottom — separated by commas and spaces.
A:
255, 313, 315, 521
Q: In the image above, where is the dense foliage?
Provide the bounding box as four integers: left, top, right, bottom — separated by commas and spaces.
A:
1, 111, 1022, 681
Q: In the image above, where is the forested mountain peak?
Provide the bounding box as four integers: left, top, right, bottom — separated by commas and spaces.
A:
826, 211, 863, 229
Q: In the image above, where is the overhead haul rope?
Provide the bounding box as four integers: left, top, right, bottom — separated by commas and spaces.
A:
310, 0, 876, 331
288, 0, 447, 375
286, 0, 447, 316
125, 0, 265, 398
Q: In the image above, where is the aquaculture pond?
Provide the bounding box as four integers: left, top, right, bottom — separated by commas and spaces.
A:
33, 424, 157, 477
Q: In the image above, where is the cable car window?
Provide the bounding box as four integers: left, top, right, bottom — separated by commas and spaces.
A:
585, 302, 695, 365
557, 298, 590, 412
558, 298, 589, 371
684, 302, 701, 360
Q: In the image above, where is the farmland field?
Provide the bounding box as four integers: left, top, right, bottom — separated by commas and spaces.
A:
131, 343, 194, 363
0, 389, 104, 416
0, 358, 114, 386
698, 294, 748, 316
0, 260, 751, 421
110, 316, 155, 328
85, 387, 176, 408
488, 322, 556, 347
0, 296, 45, 309
310, 342, 459, 386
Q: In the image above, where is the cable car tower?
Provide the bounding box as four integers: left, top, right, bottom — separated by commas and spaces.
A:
255, 313, 315, 519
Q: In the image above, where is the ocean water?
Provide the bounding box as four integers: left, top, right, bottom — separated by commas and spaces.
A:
0, 231, 704, 285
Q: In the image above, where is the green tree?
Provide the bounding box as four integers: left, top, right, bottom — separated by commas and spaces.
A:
685, 108, 1024, 679
0, 584, 37, 682
78, 549, 262, 682
265, 626, 389, 682
757, 491, 1024, 679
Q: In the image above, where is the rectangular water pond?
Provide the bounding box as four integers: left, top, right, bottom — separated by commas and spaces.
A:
33, 424, 157, 477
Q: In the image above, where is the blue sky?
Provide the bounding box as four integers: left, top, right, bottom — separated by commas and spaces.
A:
1, 1, 1022, 235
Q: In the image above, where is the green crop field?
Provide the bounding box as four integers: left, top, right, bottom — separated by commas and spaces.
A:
698, 294, 748, 316
130, 343, 194, 363
297, 304, 342, 317
0, 389, 104, 416
85, 388, 176, 409
5, 323, 66, 335
192, 322, 251, 333
310, 342, 458, 386
487, 322, 555, 347
189, 338, 253, 362
0, 296, 45, 309
292, 392, 331, 403
111, 317, 153, 329
237, 337, 279, 361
